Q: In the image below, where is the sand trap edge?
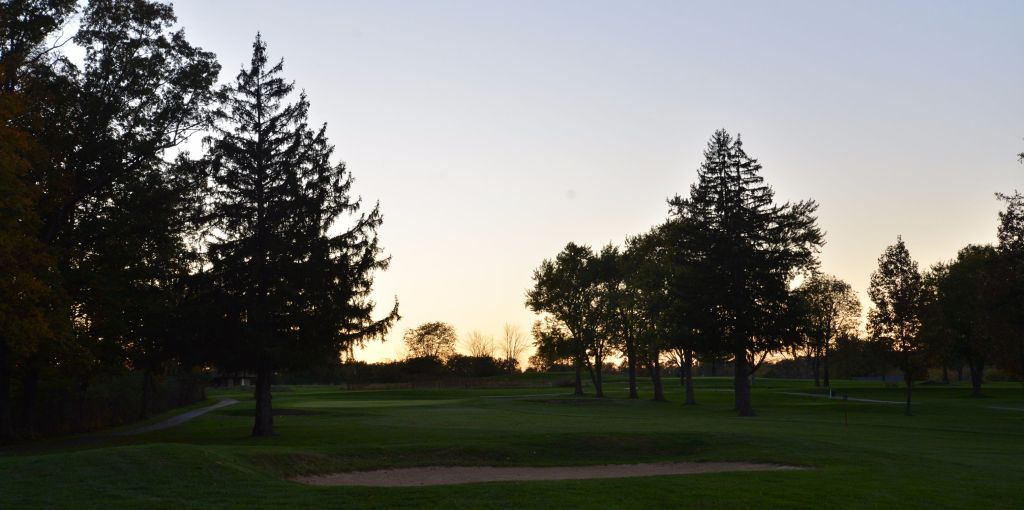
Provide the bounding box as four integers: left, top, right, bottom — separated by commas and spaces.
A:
293, 461, 808, 487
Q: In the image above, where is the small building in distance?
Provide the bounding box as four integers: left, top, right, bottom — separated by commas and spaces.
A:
211, 371, 255, 388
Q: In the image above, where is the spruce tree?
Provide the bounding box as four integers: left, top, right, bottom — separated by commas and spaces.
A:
669, 130, 822, 416
204, 35, 398, 436
993, 191, 1024, 383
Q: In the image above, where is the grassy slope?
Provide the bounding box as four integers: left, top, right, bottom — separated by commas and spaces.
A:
1, 377, 1022, 509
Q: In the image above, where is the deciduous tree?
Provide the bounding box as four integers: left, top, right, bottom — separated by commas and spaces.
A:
464, 331, 495, 358
403, 322, 457, 361
529, 317, 573, 372
793, 273, 860, 388
526, 243, 602, 396
499, 324, 528, 373
1, 0, 218, 437
925, 245, 999, 396
868, 236, 924, 416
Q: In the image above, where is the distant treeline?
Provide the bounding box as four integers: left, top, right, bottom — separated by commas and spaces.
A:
284, 355, 521, 388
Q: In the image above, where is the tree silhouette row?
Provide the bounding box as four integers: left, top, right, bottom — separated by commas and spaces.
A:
528, 129, 1024, 416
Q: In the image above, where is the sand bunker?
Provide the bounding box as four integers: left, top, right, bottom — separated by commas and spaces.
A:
295, 462, 804, 487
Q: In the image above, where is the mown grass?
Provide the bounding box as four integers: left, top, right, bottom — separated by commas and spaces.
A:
1, 376, 1022, 509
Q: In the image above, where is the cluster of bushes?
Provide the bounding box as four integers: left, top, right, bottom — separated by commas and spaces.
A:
337, 355, 518, 387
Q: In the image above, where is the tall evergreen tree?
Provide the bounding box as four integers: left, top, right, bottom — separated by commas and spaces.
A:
669, 130, 822, 416
993, 168, 1024, 382
867, 236, 924, 416
989, 262, 1024, 384
203, 35, 398, 436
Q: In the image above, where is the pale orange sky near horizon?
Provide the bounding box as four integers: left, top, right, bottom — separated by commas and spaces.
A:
169, 0, 1024, 364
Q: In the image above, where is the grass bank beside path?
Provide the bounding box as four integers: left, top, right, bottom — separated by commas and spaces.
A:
1, 376, 1021, 509
0, 397, 221, 455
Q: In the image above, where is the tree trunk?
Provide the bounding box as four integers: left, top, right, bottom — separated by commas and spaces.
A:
969, 361, 984, 398
573, 362, 584, 396
941, 365, 949, 385
177, 369, 204, 406
626, 342, 638, 399
651, 355, 665, 402
593, 351, 604, 398
0, 344, 12, 441
76, 380, 89, 433
1019, 343, 1024, 397
812, 347, 820, 387
734, 351, 754, 416
252, 366, 274, 437
904, 373, 912, 416
584, 357, 597, 394
17, 361, 40, 438
823, 343, 831, 388
139, 368, 155, 420
572, 346, 585, 396
956, 365, 964, 382
683, 350, 696, 405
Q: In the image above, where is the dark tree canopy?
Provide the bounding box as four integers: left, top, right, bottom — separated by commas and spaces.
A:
990, 173, 1024, 381
868, 236, 924, 415
623, 224, 690, 402
794, 273, 860, 387
0, 0, 219, 439
403, 322, 458, 361
597, 242, 643, 399
922, 245, 999, 396
203, 35, 398, 436
526, 242, 600, 396
529, 317, 574, 371
668, 129, 823, 415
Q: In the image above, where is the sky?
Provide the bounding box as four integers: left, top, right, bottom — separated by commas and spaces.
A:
169, 0, 1024, 363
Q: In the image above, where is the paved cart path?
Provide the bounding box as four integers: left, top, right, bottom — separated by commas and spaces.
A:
115, 398, 239, 435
